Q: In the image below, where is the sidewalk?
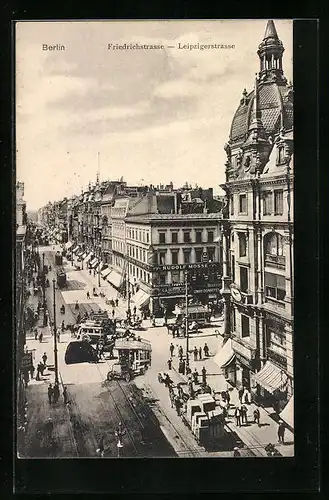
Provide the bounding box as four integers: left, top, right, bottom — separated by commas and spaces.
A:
166, 330, 294, 457
22, 314, 78, 457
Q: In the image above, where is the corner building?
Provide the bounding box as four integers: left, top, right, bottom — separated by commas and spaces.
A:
220, 20, 294, 412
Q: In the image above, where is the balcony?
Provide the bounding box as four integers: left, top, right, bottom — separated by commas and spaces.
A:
265, 254, 286, 270
231, 336, 256, 360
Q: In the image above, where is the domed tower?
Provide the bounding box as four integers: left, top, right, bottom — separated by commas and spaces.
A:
224, 20, 293, 182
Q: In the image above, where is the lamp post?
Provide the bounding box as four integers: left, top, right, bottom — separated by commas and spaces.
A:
184, 270, 189, 370
42, 253, 47, 327
52, 278, 59, 385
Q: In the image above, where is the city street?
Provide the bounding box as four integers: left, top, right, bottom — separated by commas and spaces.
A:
22, 245, 294, 459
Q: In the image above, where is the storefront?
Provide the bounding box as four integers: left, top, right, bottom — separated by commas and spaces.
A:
213, 338, 236, 385
253, 360, 288, 412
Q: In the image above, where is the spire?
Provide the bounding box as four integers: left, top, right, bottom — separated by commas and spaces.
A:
257, 20, 286, 84
264, 20, 278, 39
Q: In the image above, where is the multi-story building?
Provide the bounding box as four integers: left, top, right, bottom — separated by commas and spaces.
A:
126, 212, 222, 315
218, 20, 294, 412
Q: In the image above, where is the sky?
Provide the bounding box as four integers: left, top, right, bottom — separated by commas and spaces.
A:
16, 19, 292, 211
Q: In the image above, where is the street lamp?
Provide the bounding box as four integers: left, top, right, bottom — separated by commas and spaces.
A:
52, 278, 59, 385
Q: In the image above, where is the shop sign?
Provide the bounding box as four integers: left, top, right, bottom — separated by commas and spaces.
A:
153, 262, 219, 272
232, 339, 256, 361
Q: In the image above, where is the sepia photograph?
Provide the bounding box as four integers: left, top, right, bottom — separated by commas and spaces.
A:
15, 19, 294, 460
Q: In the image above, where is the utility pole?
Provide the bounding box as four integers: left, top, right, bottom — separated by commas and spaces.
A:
52, 278, 59, 385
42, 253, 47, 327
185, 270, 189, 370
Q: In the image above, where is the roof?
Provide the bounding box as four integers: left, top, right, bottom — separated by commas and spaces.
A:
125, 212, 222, 223
230, 83, 293, 142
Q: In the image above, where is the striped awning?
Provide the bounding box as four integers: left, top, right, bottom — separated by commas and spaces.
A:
90, 257, 98, 268
100, 267, 111, 278
254, 361, 287, 394
132, 289, 150, 309
72, 246, 79, 253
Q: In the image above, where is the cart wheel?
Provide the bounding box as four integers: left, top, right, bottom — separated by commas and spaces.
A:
107, 372, 113, 381
125, 372, 132, 382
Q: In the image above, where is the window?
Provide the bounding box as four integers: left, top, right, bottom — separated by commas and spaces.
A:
231, 255, 235, 282
274, 190, 283, 215
263, 191, 273, 215
172, 271, 180, 284
241, 315, 250, 338
238, 233, 247, 257
183, 250, 191, 264
240, 266, 248, 292
171, 250, 178, 265
265, 233, 284, 256
146, 233, 149, 243
159, 232, 166, 244
207, 247, 215, 262
207, 231, 214, 243
158, 251, 166, 265
230, 195, 234, 215
265, 272, 286, 301
183, 232, 190, 243
143, 271, 146, 282
196, 231, 202, 243
195, 248, 202, 263
159, 273, 166, 285
172, 232, 178, 244
239, 194, 247, 214
136, 248, 139, 260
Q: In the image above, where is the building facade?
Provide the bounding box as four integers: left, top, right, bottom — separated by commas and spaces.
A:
220, 20, 294, 411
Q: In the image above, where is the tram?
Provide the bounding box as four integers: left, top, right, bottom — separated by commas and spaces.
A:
115, 337, 152, 375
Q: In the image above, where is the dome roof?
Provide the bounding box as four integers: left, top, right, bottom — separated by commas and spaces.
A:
230, 82, 293, 143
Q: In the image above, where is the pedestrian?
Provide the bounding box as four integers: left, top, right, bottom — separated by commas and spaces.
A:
63, 386, 68, 405
42, 352, 47, 366
277, 421, 286, 444
201, 366, 207, 385
30, 364, 35, 380
133, 306, 137, 316
89, 269, 91, 275
203, 343, 209, 357
61, 320, 65, 332
174, 396, 182, 416
226, 390, 231, 406
57, 330, 60, 343
233, 446, 241, 457
86, 291, 90, 299
193, 346, 198, 361
167, 358, 172, 370
240, 404, 248, 425
199, 346, 202, 360
188, 380, 195, 398
178, 345, 183, 359
115, 298, 119, 307
47, 384, 53, 404
34, 328, 38, 340
169, 343, 174, 357
112, 309, 115, 318
238, 387, 244, 403
192, 368, 199, 384
23, 369, 29, 388
234, 407, 241, 427
38, 332, 43, 343
45, 417, 54, 439
96, 435, 105, 457
75, 300, 79, 310
53, 382, 60, 403
253, 408, 260, 426
186, 365, 192, 376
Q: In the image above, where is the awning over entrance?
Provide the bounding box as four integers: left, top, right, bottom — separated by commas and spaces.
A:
254, 361, 286, 394
96, 261, 104, 273
107, 270, 122, 288
65, 241, 73, 250
213, 338, 235, 368
84, 252, 93, 263
81, 252, 88, 259
100, 267, 111, 278
90, 257, 98, 268
132, 289, 150, 309
279, 396, 294, 430
72, 246, 79, 254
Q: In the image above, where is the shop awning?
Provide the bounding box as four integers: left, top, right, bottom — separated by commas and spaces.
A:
81, 252, 88, 259
100, 267, 111, 278
96, 261, 104, 273
107, 270, 122, 288
65, 241, 73, 250
213, 338, 235, 369
84, 252, 93, 263
132, 289, 150, 309
279, 395, 294, 429
72, 246, 79, 253
76, 249, 84, 257
254, 361, 286, 394
90, 257, 98, 268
